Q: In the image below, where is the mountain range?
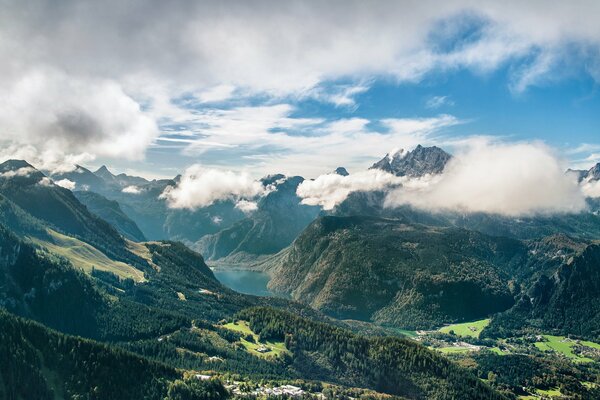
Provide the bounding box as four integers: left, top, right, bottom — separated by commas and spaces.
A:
1, 145, 600, 398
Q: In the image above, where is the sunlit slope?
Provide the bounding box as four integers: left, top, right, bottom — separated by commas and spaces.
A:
30, 229, 146, 282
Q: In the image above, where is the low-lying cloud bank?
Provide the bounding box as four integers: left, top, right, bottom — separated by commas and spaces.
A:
160, 164, 267, 209
386, 142, 587, 216
297, 170, 405, 210
297, 141, 594, 216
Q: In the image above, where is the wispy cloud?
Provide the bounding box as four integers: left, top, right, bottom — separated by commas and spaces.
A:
425, 95, 454, 109
0, 1, 599, 174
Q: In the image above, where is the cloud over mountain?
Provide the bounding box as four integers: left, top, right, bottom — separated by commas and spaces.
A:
297, 170, 404, 210
160, 164, 267, 209
297, 141, 591, 216
385, 141, 588, 216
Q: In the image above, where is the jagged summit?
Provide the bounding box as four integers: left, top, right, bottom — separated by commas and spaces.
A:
370, 144, 451, 177
0, 159, 36, 172
0, 160, 45, 183
333, 167, 349, 176
588, 163, 600, 181
94, 165, 116, 181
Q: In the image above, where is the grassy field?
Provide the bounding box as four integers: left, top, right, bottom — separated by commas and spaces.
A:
31, 229, 146, 282
223, 320, 289, 359
534, 335, 595, 363
436, 347, 474, 354
439, 319, 490, 338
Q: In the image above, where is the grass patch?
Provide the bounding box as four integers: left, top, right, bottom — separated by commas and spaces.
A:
394, 329, 418, 338
536, 387, 562, 397
489, 347, 508, 355
223, 320, 289, 359
534, 335, 595, 363
31, 229, 146, 282
439, 319, 490, 338
436, 347, 474, 354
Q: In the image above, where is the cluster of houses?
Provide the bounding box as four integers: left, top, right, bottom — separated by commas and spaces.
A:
231, 384, 306, 397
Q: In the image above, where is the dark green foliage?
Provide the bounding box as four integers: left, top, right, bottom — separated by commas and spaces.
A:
266, 216, 523, 328
74, 190, 146, 241
167, 378, 229, 400
0, 310, 182, 400
236, 307, 505, 400
470, 352, 600, 399
485, 244, 600, 340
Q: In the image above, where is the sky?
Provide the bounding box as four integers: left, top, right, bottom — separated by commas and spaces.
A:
0, 0, 599, 179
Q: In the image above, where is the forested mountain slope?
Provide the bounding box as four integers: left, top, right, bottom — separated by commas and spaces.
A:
265, 216, 526, 328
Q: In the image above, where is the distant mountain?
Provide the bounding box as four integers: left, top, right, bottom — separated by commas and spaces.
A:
586, 163, 600, 181
333, 166, 349, 176
94, 164, 118, 182
73, 190, 146, 241
0, 160, 140, 264
263, 215, 523, 329
370, 144, 452, 177
51, 164, 106, 191
93, 165, 150, 188
569, 162, 600, 183
335, 193, 600, 241
197, 176, 320, 262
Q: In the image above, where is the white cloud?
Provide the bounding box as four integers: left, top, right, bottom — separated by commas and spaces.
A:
37, 177, 53, 187
0, 166, 36, 178
1, 1, 600, 174
581, 178, 600, 198
235, 199, 259, 213
54, 178, 76, 190
122, 185, 142, 194
197, 85, 237, 103
385, 141, 587, 216
0, 69, 159, 172
159, 164, 267, 209
179, 103, 461, 176
425, 95, 454, 109
297, 170, 404, 210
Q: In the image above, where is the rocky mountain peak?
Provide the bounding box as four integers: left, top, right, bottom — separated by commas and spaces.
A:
333, 167, 349, 176
370, 144, 451, 177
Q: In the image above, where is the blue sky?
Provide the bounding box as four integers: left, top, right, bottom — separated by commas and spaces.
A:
0, 1, 599, 179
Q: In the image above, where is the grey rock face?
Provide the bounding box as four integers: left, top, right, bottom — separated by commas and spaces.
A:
370, 144, 452, 177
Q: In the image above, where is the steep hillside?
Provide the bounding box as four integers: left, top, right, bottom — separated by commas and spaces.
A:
74, 190, 146, 241
0, 160, 139, 265
485, 244, 600, 340
265, 216, 525, 328
197, 176, 320, 262
0, 310, 230, 400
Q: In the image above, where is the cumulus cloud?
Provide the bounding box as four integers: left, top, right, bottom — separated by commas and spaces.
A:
297, 170, 404, 210
1, 1, 600, 174
385, 141, 587, 216
122, 185, 142, 194
0, 69, 159, 172
37, 177, 53, 187
0, 166, 36, 179
235, 200, 259, 213
54, 179, 76, 190
160, 165, 267, 209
